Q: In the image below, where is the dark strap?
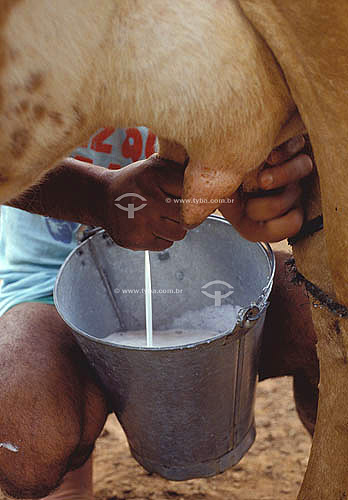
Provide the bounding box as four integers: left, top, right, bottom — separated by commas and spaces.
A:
286, 258, 348, 318
288, 214, 323, 246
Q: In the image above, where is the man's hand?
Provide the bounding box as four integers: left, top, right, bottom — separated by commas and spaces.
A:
7, 154, 186, 252
220, 135, 313, 242
101, 155, 187, 251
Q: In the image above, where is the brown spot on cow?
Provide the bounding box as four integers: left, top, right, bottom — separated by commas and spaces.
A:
10, 128, 29, 158
26, 72, 44, 94
0, 171, 9, 183
8, 46, 19, 61
0, 0, 21, 26
15, 99, 29, 114
334, 319, 341, 335
333, 319, 348, 364
48, 110, 63, 126
33, 104, 46, 121
0, 1, 22, 111
72, 105, 86, 127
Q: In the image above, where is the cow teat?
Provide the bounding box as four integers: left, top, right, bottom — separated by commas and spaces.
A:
180, 158, 244, 228
157, 138, 243, 228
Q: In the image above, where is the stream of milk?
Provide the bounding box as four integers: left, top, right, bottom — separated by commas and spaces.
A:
144, 250, 153, 347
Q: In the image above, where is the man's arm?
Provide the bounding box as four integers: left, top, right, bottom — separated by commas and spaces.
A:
7, 158, 107, 227
7, 155, 187, 251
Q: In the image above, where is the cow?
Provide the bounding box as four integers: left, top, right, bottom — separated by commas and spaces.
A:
0, 1, 347, 499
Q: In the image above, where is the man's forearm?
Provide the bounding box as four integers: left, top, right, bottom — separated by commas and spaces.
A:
7, 158, 108, 226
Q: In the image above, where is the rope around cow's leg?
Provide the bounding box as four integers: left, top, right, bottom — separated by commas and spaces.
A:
286, 257, 348, 318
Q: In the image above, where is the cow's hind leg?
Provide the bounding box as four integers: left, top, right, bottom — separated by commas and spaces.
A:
291, 146, 348, 500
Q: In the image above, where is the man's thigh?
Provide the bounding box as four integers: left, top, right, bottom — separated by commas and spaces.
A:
0, 302, 108, 498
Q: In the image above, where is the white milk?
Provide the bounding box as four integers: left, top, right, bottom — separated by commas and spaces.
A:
144, 250, 153, 347
103, 303, 241, 348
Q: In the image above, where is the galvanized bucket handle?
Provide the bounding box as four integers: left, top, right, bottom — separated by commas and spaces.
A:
237, 241, 275, 330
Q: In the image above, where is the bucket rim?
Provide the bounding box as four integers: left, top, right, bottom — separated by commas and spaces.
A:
54, 215, 275, 351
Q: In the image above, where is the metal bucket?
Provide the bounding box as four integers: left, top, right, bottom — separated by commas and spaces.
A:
54, 215, 274, 480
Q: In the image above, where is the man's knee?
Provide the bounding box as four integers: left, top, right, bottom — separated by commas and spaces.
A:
259, 251, 318, 380
0, 380, 101, 499
0, 384, 103, 499
0, 303, 107, 498
293, 373, 319, 437
0, 378, 83, 498
0, 450, 69, 499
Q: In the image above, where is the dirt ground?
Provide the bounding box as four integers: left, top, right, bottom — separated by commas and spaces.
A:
91, 377, 311, 500
0, 242, 312, 500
